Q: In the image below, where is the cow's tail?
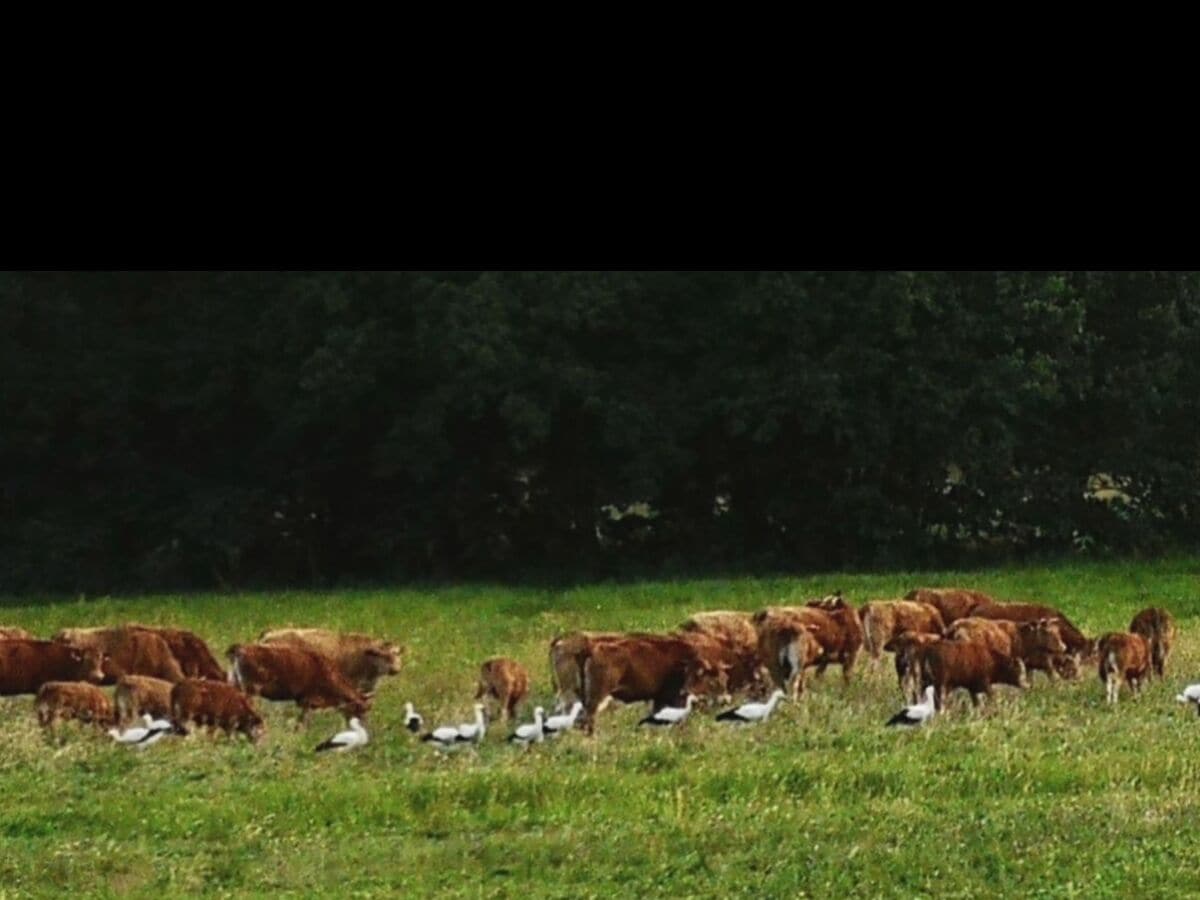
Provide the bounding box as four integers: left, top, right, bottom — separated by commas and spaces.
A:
227, 647, 243, 689
1101, 648, 1118, 682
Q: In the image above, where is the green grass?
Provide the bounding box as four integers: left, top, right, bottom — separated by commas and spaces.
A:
1, 558, 1199, 897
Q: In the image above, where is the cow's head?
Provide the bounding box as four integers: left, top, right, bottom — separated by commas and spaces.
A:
1053, 652, 1082, 680
365, 644, 403, 676
342, 693, 373, 720
243, 712, 267, 744
1020, 619, 1067, 656
69, 646, 106, 683
685, 660, 730, 700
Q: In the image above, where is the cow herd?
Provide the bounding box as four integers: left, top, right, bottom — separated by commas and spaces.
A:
0, 624, 401, 744
545, 587, 1180, 735
0, 587, 1184, 755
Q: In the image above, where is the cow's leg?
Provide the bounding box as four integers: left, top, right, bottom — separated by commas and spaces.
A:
506, 691, 520, 722
841, 650, 858, 685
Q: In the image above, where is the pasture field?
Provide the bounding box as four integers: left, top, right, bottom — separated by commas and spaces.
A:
1, 558, 1200, 898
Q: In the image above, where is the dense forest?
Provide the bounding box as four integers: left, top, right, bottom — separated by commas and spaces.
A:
2, 272, 1198, 592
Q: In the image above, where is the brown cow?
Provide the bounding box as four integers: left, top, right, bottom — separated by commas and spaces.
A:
752, 602, 860, 684
945, 618, 1068, 681
883, 632, 942, 703
53, 627, 185, 685
1129, 607, 1175, 679
549, 631, 637, 711
756, 619, 823, 700
1097, 632, 1151, 704
579, 635, 726, 734
228, 643, 371, 724
475, 657, 529, 721
904, 588, 994, 625
114, 675, 175, 725
969, 602, 1092, 665
678, 611, 766, 696
860, 601, 945, 662
1, 626, 33, 640
918, 639, 1027, 711
258, 628, 403, 697
128, 625, 225, 681
35, 681, 114, 728
804, 594, 864, 681
171, 678, 265, 741
0, 640, 105, 695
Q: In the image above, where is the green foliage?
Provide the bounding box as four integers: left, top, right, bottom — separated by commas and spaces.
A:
3, 272, 1199, 591
0, 559, 1199, 895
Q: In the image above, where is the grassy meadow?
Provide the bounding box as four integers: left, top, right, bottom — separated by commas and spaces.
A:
1, 558, 1199, 897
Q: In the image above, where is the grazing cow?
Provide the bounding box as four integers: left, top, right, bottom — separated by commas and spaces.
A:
258, 628, 403, 697
904, 588, 994, 625
35, 681, 113, 728
128, 625, 225, 681
114, 675, 176, 726
945, 618, 1068, 681
228, 643, 371, 724
53, 627, 185, 685
1096, 632, 1151, 704
579, 635, 726, 735
678, 611, 766, 696
475, 657, 529, 722
918, 639, 1027, 711
883, 632, 942, 703
860, 601, 946, 662
171, 678, 265, 741
0, 640, 106, 696
756, 619, 823, 700
1129, 607, 1176, 679
969, 602, 1092, 664
1, 626, 33, 640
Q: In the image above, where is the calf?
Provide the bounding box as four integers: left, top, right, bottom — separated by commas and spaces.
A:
475, 657, 529, 721
171, 678, 265, 741
918, 639, 1027, 711
860, 601, 945, 662
53, 626, 185, 685
128, 625, 225, 681
1129, 607, 1175, 679
0, 640, 105, 695
114, 675, 175, 725
35, 681, 113, 728
1, 626, 33, 640
228, 643, 371, 723
258, 628, 403, 697
904, 588, 994, 625
1096, 632, 1151, 704
945, 618, 1068, 681
883, 632, 942, 703
579, 635, 725, 735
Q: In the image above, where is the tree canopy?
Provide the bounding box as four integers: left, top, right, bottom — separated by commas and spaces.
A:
3, 271, 1197, 592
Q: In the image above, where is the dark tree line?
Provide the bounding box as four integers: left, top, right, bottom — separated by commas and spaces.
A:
2, 271, 1198, 592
